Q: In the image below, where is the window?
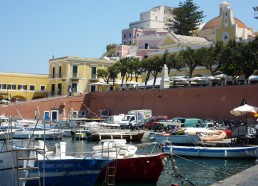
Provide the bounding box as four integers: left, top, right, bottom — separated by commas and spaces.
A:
123, 33, 126, 38
18, 85, 27, 90
57, 83, 62, 95
52, 67, 55, 78
40, 85, 46, 91
7, 84, 16, 90
0, 84, 6, 89
51, 84, 55, 96
129, 41, 132, 45
145, 43, 149, 49
91, 66, 97, 79
123, 42, 126, 45
91, 86, 96, 92
29, 85, 35, 91
129, 33, 132, 38
72, 65, 78, 78
59, 66, 62, 78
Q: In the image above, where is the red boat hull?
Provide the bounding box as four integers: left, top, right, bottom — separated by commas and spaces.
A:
97, 153, 166, 184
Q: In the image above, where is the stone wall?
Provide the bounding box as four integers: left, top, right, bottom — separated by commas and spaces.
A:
0, 85, 257, 121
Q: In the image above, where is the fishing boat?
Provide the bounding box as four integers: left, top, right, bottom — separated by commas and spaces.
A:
93, 140, 167, 185
161, 141, 258, 158
25, 141, 113, 186
88, 131, 145, 142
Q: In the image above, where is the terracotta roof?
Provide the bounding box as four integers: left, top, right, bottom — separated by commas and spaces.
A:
202, 16, 247, 30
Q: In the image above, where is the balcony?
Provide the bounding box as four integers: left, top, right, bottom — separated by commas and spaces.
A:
91, 74, 97, 80
71, 73, 79, 80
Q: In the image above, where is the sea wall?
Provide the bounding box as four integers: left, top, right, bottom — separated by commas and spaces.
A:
0, 85, 257, 120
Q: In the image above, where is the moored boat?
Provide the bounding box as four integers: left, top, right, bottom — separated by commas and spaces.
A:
0, 140, 39, 186
26, 141, 113, 186
88, 131, 145, 142
149, 132, 201, 145
13, 126, 64, 140
161, 142, 258, 158
93, 140, 167, 185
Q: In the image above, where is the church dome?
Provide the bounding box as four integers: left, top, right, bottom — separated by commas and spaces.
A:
202, 16, 248, 30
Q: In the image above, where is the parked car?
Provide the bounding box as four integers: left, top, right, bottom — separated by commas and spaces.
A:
146, 115, 169, 130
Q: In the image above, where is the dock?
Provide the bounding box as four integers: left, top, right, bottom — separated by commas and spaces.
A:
210, 163, 258, 185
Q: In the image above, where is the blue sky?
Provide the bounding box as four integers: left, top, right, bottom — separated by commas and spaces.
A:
0, 0, 257, 74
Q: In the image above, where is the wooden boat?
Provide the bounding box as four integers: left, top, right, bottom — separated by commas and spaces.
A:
93, 140, 167, 184
161, 143, 258, 158
88, 131, 145, 142
149, 132, 201, 145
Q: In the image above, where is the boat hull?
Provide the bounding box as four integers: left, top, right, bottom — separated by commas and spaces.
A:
13, 131, 63, 140
0, 149, 33, 186
26, 158, 112, 186
97, 153, 166, 184
149, 133, 200, 145
89, 132, 144, 142
163, 146, 258, 158
0, 131, 15, 140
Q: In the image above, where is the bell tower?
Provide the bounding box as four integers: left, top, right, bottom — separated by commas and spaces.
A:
215, 1, 236, 43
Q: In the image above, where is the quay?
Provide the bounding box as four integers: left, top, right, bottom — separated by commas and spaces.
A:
210, 163, 258, 186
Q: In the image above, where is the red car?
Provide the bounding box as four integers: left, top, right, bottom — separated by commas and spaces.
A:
146, 116, 168, 130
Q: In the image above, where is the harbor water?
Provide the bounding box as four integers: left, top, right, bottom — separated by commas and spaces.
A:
44, 136, 257, 186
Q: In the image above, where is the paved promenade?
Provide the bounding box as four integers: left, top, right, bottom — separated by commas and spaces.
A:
210, 163, 258, 186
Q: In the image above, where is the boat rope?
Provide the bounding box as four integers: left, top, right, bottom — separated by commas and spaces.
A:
168, 153, 196, 186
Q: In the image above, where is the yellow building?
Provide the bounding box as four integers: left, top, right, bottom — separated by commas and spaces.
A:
197, 2, 255, 42
48, 56, 117, 96
0, 72, 48, 102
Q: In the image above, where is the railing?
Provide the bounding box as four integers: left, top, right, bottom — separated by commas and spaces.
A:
91, 74, 97, 80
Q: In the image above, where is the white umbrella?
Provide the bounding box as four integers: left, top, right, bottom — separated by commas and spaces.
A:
230, 104, 258, 116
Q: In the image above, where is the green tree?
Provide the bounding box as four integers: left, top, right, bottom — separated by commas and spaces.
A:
166, 52, 186, 74
179, 47, 203, 78
167, 0, 205, 36
97, 68, 110, 84
108, 63, 121, 86
105, 43, 117, 57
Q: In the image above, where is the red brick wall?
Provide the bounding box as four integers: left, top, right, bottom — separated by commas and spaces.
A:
0, 85, 257, 120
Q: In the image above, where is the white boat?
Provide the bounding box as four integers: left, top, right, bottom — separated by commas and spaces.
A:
93, 139, 137, 158
0, 140, 39, 186
13, 126, 63, 140
149, 132, 201, 145
0, 130, 15, 140
162, 144, 258, 158
25, 141, 112, 186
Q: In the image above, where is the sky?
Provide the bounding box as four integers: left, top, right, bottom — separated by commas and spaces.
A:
0, 0, 257, 74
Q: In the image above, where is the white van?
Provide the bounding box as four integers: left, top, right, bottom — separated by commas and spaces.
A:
106, 114, 124, 125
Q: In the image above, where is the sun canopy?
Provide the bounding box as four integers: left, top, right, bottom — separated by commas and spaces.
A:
230, 104, 258, 116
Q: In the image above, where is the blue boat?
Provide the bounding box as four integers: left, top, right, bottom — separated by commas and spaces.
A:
162, 144, 258, 158
26, 141, 112, 186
